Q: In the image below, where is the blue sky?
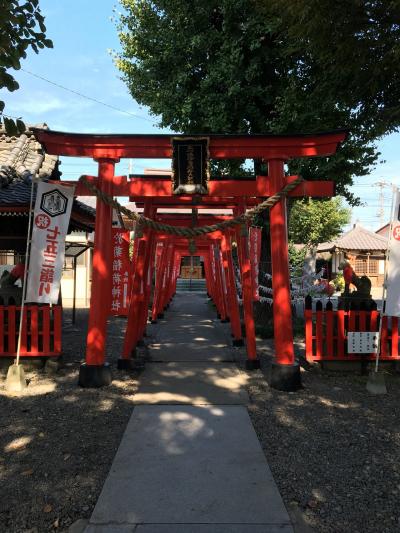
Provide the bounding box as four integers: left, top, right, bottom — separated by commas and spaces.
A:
2, 0, 399, 227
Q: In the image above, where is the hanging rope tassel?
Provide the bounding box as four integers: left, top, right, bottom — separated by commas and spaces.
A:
188, 239, 197, 255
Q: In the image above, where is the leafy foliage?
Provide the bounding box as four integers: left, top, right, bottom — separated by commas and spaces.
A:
288, 197, 351, 247
116, 0, 400, 201
0, 0, 53, 134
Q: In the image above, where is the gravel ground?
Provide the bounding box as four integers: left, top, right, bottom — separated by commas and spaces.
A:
241, 340, 400, 533
0, 309, 138, 533
2, 305, 400, 532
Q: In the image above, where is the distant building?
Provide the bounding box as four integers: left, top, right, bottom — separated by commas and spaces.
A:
317, 223, 387, 287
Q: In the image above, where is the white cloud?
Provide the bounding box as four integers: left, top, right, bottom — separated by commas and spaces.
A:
8, 95, 68, 115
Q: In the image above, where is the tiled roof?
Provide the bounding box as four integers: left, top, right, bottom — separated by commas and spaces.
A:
318, 224, 388, 252
0, 123, 59, 187
0, 181, 95, 219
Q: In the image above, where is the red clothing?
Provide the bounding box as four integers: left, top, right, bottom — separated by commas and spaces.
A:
10, 263, 25, 280
343, 264, 354, 285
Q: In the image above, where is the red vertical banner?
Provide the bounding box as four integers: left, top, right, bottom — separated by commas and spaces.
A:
110, 229, 131, 315
249, 227, 262, 301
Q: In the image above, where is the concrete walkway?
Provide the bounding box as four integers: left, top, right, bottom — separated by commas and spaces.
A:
85, 292, 293, 533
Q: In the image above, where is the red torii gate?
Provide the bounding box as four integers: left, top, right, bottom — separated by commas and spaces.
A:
33, 129, 347, 391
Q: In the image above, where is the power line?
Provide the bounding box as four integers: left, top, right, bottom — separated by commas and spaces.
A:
20, 67, 158, 125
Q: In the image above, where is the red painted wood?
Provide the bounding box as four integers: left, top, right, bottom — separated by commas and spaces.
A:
305, 308, 400, 362
122, 202, 153, 358
359, 311, 367, 332
380, 316, 389, 357
70, 176, 333, 200
20, 307, 27, 354
0, 305, 61, 356
236, 224, 257, 360
30, 306, 38, 354
348, 310, 356, 332
337, 310, 345, 358
213, 244, 227, 320
325, 309, 334, 357
370, 310, 379, 333
221, 233, 242, 341
53, 306, 62, 354
122, 236, 147, 357
391, 317, 398, 358
33, 129, 347, 160
316, 310, 324, 359
85, 159, 115, 366
269, 160, 294, 365
139, 229, 156, 339
305, 309, 313, 361
42, 306, 50, 353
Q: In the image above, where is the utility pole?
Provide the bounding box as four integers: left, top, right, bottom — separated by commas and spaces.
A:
374, 180, 390, 228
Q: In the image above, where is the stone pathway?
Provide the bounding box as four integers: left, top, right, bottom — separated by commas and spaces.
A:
85, 292, 293, 533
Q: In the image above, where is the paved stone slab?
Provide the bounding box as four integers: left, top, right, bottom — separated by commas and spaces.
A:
86, 405, 292, 530
134, 363, 248, 405
86, 524, 293, 532
135, 526, 294, 533
149, 339, 233, 363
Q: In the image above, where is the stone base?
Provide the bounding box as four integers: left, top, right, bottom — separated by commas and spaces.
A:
117, 357, 145, 371
245, 359, 261, 370
78, 363, 112, 388
270, 362, 302, 392
233, 338, 244, 347
117, 358, 135, 370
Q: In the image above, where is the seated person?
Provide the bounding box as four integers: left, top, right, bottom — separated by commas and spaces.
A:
0, 260, 25, 288
338, 260, 356, 295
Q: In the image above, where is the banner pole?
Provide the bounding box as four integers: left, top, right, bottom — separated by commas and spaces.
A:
5, 175, 36, 391
366, 186, 398, 394
374, 186, 398, 372
16, 175, 36, 366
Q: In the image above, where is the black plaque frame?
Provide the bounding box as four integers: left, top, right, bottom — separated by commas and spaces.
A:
171, 137, 210, 195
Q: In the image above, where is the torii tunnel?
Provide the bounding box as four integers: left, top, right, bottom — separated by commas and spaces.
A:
33, 129, 347, 391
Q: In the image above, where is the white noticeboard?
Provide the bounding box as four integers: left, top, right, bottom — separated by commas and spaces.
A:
26, 181, 75, 304
385, 190, 400, 316
347, 332, 380, 354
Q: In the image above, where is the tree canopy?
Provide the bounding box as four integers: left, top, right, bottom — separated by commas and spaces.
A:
116, 0, 400, 203
288, 198, 351, 248
0, 0, 53, 133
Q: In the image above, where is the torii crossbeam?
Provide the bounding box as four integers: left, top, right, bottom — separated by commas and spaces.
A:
34, 129, 347, 391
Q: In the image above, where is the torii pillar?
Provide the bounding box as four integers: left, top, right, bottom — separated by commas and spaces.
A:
268, 159, 299, 390
79, 158, 117, 387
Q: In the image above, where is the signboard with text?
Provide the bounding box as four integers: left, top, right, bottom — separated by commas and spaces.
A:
385, 190, 400, 316
110, 229, 131, 315
249, 227, 262, 301
26, 182, 75, 304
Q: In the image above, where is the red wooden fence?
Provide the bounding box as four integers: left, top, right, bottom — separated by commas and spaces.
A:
0, 305, 62, 357
305, 299, 400, 362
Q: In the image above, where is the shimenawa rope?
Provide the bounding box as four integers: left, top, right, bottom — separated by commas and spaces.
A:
79, 174, 304, 237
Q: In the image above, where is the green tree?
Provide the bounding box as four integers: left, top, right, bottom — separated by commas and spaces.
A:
115, 0, 399, 200
288, 198, 350, 280
289, 198, 351, 248
0, 0, 53, 134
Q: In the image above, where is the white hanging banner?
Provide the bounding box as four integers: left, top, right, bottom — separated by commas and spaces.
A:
26, 181, 75, 304
384, 189, 400, 316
